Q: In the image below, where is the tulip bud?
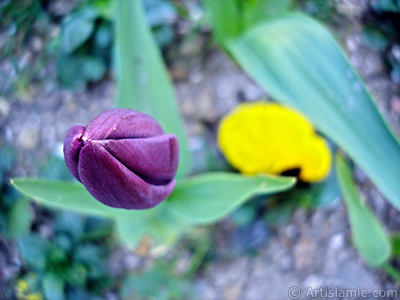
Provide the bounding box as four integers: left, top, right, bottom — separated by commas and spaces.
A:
63, 109, 179, 210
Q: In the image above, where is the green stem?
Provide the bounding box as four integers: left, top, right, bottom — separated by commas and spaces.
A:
382, 262, 400, 284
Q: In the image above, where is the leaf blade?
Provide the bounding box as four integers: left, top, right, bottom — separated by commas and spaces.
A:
115, 0, 190, 178
204, 0, 241, 44
168, 172, 295, 223
10, 178, 154, 219
336, 154, 391, 267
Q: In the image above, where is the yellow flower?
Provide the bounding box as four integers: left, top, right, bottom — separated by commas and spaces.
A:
16, 279, 28, 297
218, 102, 331, 182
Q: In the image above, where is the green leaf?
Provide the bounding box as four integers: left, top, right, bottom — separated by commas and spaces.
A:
336, 154, 391, 267
92, 0, 116, 20
243, 0, 293, 28
168, 172, 295, 223
0, 145, 16, 175
10, 178, 138, 218
43, 273, 65, 300
228, 13, 400, 211
61, 7, 97, 54
8, 198, 32, 237
11, 174, 293, 244
57, 55, 106, 88
205, 0, 293, 45
371, 0, 400, 12
54, 211, 85, 242
391, 233, 400, 258
18, 235, 50, 269
204, 0, 241, 44
115, 0, 190, 178
82, 57, 107, 81
144, 0, 176, 27
94, 22, 114, 49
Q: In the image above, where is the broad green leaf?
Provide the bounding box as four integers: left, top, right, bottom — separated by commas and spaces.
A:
168, 172, 295, 223
205, 0, 292, 45
204, 0, 241, 44
61, 7, 97, 54
115, 0, 190, 178
243, 0, 293, 28
336, 154, 391, 267
228, 13, 400, 210
10, 178, 153, 219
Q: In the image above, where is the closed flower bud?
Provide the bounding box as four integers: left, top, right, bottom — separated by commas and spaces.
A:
63, 109, 179, 210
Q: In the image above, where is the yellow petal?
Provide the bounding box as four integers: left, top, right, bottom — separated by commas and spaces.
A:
217, 102, 331, 182
298, 137, 332, 182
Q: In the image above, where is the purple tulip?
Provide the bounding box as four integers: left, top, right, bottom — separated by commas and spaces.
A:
63, 109, 179, 210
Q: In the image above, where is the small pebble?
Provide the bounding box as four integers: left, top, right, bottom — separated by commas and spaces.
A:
391, 97, 400, 114
0, 98, 10, 117
17, 126, 40, 150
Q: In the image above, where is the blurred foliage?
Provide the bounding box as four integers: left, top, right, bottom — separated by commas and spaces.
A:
295, 0, 336, 21
362, 0, 400, 83
40, 155, 74, 181
13, 156, 114, 300
0, 0, 51, 98
121, 263, 195, 300
121, 231, 210, 300
56, 5, 110, 89
56, 0, 177, 88
0, 0, 43, 56
263, 169, 340, 227
0, 0, 178, 90
0, 145, 33, 239
17, 212, 114, 300
371, 0, 400, 13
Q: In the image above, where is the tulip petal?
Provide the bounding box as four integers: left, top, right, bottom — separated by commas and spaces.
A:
100, 134, 179, 185
63, 125, 85, 181
78, 140, 176, 209
83, 109, 164, 141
